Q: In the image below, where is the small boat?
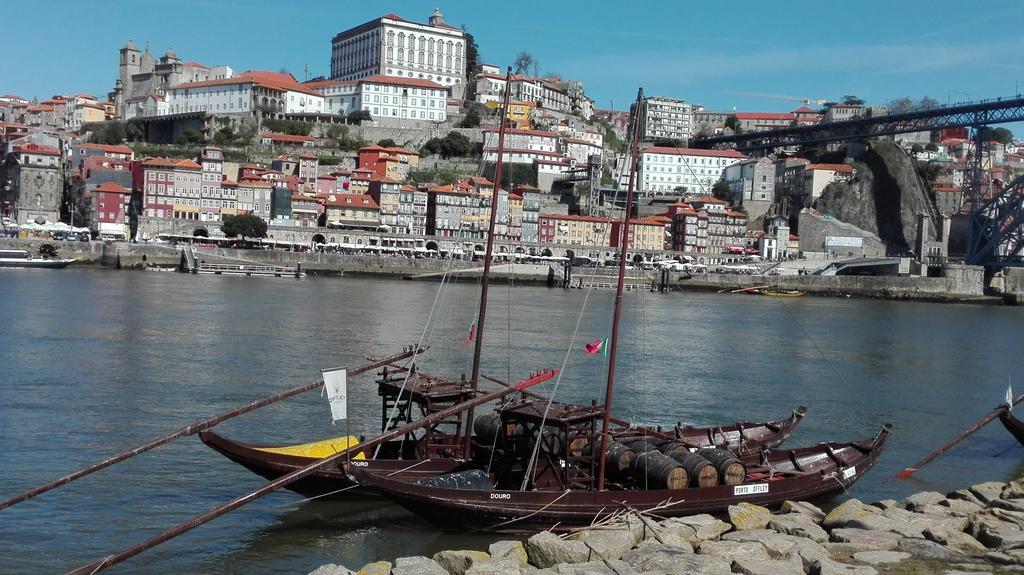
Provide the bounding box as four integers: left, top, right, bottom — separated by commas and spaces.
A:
349, 424, 892, 532
0, 249, 76, 269
199, 406, 807, 500
757, 289, 806, 297
999, 407, 1024, 446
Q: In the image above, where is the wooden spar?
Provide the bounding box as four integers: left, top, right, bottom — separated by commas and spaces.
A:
895, 393, 1024, 478
1, 347, 423, 511
596, 87, 644, 492
463, 66, 515, 459
66, 368, 557, 575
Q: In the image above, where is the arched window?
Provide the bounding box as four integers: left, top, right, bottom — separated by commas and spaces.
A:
446, 55, 452, 69
447, 40, 453, 55
387, 31, 394, 46
387, 47, 393, 59
35, 194, 42, 207
428, 39, 435, 53
398, 33, 404, 48
418, 51, 424, 64
455, 56, 461, 69
456, 43, 463, 57
397, 49, 404, 62
408, 49, 414, 62
418, 37, 425, 50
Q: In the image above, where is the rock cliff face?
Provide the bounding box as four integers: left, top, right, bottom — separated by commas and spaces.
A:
815, 140, 940, 254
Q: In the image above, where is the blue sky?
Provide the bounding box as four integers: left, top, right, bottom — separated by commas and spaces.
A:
5, 0, 1024, 115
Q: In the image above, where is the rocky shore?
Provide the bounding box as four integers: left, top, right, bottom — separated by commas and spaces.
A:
309, 478, 1024, 575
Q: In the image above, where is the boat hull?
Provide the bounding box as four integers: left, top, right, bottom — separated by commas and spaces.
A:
999, 409, 1024, 446
0, 258, 75, 269
351, 425, 892, 533
198, 430, 464, 500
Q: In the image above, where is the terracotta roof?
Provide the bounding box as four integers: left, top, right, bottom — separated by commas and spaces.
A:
261, 133, 314, 143
690, 196, 727, 204
483, 127, 559, 138
734, 112, 796, 121
400, 185, 419, 192
541, 213, 610, 223
806, 163, 854, 173
483, 147, 565, 158
643, 147, 747, 159
13, 143, 60, 156
792, 106, 819, 114
141, 157, 201, 169
220, 178, 238, 187
320, 193, 379, 208
171, 70, 322, 97
93, 181, 130, 194
372, 176, 402, 184
384, 146, 418, 155
79, 143, 133, 156
360, 145, 385, 151
182, 61, 209, 69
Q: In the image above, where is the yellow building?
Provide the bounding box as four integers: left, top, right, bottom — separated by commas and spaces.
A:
539, 213, 611, 247
610, 218, 665, 251
321, 193, 380, 228
484, 99, 535, 129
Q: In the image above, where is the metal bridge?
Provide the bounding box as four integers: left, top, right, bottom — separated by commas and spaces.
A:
691, 96, 1024, 152
691, 96, 1024, 268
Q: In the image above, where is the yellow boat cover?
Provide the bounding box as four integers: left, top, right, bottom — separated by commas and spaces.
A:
254, 436, 366, 460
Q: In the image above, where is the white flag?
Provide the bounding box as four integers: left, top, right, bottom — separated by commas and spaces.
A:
322, 367, 348, 422
1008, 383, 1014, 411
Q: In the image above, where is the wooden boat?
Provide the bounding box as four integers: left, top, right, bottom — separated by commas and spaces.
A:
200, 405, 807, 500
999, 407, 1024, 446
347, 87, 891, 533
350, 424, 892, 532
0, 249, 76, 268
758, 289, 806, 297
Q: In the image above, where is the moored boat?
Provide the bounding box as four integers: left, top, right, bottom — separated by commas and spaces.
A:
757, 289, 806, 297
0, 249, 76, 269
999, 407, 1024, 446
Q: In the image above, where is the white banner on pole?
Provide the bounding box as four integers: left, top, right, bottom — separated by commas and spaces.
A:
322, 367, 348, 422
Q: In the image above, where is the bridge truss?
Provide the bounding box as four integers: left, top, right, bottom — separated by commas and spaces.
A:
691, 96, 1024, 268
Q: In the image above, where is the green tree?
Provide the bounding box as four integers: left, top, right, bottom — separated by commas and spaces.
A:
711, 180, 732, 201
347, 110, 372, 124
126, 118, 146, 142
221, 214, 268, 239
462, 30, 482, 102
841, 95, 865, 106
724, 115, 741, 133
911, 143, 924, 154
176, 128, 205, 145
421, 132, 473, 158
918, 97, 940, 109
979, 127, 1014, 145
887, 98, 914, 113
101, 122, 126, 145
459, 106, 481, 128
377, 138, 396, 148
925, 142, 939, 152
653, 138, 684, 148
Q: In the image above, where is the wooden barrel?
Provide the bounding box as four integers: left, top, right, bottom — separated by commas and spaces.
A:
656, 440, 689, 458
473, 413, 504, 445
669, 451, 719, 487
633, 452, 688, 490
604, 442, 636, 477
568, 435, 591, 454
531, 427, 564, 454
622, 437, 661, 454
697, 448, 746, 486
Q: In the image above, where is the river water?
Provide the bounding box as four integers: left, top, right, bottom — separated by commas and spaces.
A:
2, 268, 1023, 574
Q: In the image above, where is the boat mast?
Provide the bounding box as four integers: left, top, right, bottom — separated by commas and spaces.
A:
596, 87, 644, 491
463, 66, 515, 458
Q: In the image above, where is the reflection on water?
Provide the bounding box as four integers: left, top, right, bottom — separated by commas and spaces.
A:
0, 269, 1023, 574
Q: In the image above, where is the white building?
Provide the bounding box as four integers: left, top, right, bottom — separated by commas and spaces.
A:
723, 157, 775, 203
330, 10, 467, 98
482, 128, 564, 165
474, 72, 570, 113
632, 96, 692, 143
163, 71, 325, 118
306, 75, 448, 123
632, 147, 747, 195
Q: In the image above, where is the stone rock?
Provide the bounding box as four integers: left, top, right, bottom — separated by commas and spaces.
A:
896, 537, 967, 561
923, 526, 988, 553
525, 532, 590, 569
991, 498, 1024, 513
1003, 479, 1024, 500
310, 565, 356, 575
464, 557, 521, 575
697, 540, 769, 561
489, 541, 528, 567
872, 499, 902, 511
433, 550, 491, 575
551, 560, 638, 575
357, 561, 392, 575
948, 489, 986, 507
729, 502, 773, 531
938, 498, 985, 516
829, 528, 902, 551
847, 508, 967, 538
969, 481, 1009, 505
822, 543, 868, 561
903, 491, 948, 510
851, 550, 910, 564
970, 516, 1024, 548
983, 551, 1017, 565
621, 542, 731, 574
571, 528, 636, 561
769, 513, 830, 543
809, 558, 878, 575
822, 499, 879, 529
661, 514, 732, 541
391, 556, 448, 575
942, 572, 993, 575
781, 500, 827, 522
724, 530, 830, 569
731, 557, 805, 575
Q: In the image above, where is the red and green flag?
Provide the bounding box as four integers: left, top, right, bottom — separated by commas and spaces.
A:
465, 312, 479, 343
584, 338, 608, 356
